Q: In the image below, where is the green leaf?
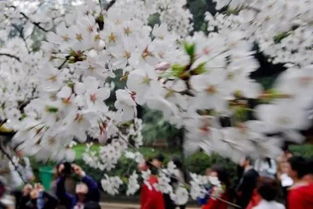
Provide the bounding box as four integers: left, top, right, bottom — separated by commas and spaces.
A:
274, 32, 290, 43
191, 62, 207, 75
142, 76, 151, 84
171, 64, 186, 77
183, 42, 196, 57
148, 13, 161, 27
233, 106, 249, 122
20, 113, 27, 120
46, 106, 58, 113
66, 80, 75, 89
226, 7, 242, 15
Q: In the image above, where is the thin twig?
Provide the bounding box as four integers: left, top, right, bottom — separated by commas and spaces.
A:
0, 119, 7, 127
9, 5, 48, 33
19, 12, 48, 33
118, 132, 137, 149
58, 57, 69, 70
105, 0, 116, 11
0, 53, 21, 62
12, 24, 30, 53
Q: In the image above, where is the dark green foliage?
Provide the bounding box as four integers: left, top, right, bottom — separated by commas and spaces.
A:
187, 0, 216, 32
148, 13, 161, 28
290, 144, 313, 158
185, 152, 239, 186
141, 108, 183, 147
185, 152, 237, 174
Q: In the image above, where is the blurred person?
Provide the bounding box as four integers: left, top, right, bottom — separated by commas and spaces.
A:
287, 156, 313, 209
56, 164, 100, 209
254, 157, 277, 178
164, 157, 190, 209
53, 162, 78, 203
276, 144, 293, 164
139, 160, 165, 209
151, 154, 165, 169
83, 201, 101, 209
51, 163, 76, 196
0, 149, 34, 191
277, 145, 293, 200
0, 149, 35, 208
302, 159, 313, 183
236, 157, 259, 209
202, 165, 233, 209
252, 177, 285, 209
0, 180, 7, 209
0, 155, 11, 188
23, 183, 58, 209
16, 184, 32, 209
197, 168, 215, 206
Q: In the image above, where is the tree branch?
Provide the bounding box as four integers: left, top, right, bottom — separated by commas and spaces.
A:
58, 55, 71, 70
0, 53, 21, 62
98, 0, 103, 11
12, 24, 31, 53
105, 0, 116, 11
19, 11, 48, 33
9, 5, 48, 33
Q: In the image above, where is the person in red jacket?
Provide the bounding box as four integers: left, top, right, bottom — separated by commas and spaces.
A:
202, 165, 233, 209
287, 156, 313, 209
139, 160, 165, 209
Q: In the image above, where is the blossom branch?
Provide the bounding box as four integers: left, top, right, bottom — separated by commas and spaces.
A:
9, 5, 48, 33
58, 57, 69, 70
12, 24, 31, 53
19, 11, 48, 33
105, 0, 116, 11
0, 53, 21, 62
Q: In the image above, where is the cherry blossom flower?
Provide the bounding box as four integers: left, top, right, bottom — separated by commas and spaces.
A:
101, 175, 123, 196
1, 0, 313, 202
126, 171, 140, 196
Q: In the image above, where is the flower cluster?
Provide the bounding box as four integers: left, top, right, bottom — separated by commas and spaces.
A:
0, 0, 313, 203
126, 171, 140, 196
101, 175, 123, 196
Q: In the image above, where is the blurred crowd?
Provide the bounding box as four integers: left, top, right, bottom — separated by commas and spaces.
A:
0, 146, 313, 209
0, 151, 101, 209
137, 147, 313, 209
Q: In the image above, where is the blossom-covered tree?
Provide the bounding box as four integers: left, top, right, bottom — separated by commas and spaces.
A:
0, 0, 313, 204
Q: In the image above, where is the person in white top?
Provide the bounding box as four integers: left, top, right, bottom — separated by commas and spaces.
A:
254, 200, 285, 209
253, 177, 285, 209
254, 157, 277, 178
